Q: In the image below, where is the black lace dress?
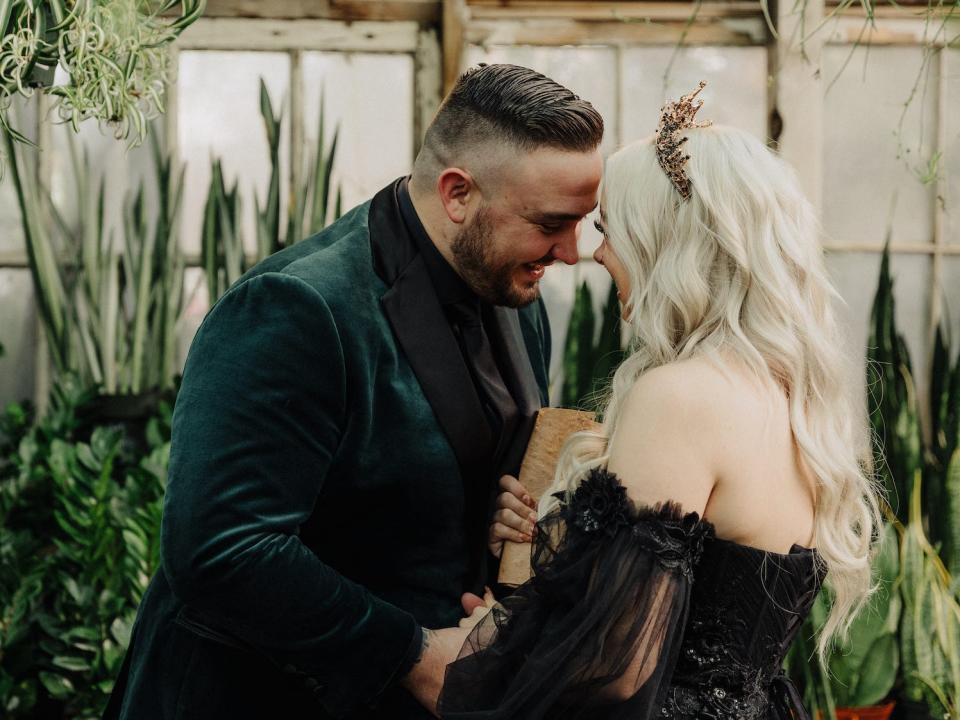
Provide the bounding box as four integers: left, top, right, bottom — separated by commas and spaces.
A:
438, 468, 826, 720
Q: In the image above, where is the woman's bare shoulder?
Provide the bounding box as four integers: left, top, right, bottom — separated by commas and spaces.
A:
621, 356, 745, 420
607, 358, 734, 515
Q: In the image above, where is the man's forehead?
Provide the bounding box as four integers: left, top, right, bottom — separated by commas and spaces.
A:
501, 148, 601, 207
510, 146, 601, 182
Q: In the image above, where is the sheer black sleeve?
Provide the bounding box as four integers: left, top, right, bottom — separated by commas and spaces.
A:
438, 468, 714, 720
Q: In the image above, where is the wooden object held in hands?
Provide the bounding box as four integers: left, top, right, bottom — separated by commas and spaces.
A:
497, 407, 600, 588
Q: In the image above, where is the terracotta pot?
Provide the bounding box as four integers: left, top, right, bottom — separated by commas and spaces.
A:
834, 702, 897, 720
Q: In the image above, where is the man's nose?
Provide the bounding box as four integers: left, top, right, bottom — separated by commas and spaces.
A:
552, 228, 580, 265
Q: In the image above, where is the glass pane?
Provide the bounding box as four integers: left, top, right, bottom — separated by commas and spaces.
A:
620, 46, 768, 146
945, 49, 960, 245
177, 51, 291, 256
48, 119, 158, 248
465, 46, 619, 153
300, 52, 415, 232
0, 270, 36, 407
822, 45, 938, 247
825, 251, 933, 418
539, 260, 614, 404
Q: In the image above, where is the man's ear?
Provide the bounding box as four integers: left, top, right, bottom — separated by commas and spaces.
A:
436, 168, 477, 225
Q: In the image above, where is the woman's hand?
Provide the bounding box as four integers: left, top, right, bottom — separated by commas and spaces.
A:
488, 474, 539, 558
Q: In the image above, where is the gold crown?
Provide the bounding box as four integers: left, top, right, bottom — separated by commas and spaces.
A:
656, 81, 712, 200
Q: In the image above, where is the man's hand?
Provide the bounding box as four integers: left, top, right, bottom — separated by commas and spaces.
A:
459, 587, 496, 629
488, 474, 539, 558
401, 626, 471, 717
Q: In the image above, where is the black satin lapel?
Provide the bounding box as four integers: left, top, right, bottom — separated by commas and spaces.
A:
488, 306, 543, 476
381, 255, 493, 469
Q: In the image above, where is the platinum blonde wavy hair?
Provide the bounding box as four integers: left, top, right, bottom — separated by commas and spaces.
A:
541, 124, 882, 660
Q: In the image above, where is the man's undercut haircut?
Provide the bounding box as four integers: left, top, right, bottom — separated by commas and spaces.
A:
424, 63, 604, 162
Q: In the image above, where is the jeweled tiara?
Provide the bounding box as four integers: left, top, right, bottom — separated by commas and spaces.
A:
655, 81, 712, 200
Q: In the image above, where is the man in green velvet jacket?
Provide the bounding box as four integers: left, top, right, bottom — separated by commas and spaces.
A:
104, 64, 603, 719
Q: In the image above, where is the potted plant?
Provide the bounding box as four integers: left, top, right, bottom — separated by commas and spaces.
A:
0, 0, 205, 167
6, 121, 186, 456
788, 520, 900, 720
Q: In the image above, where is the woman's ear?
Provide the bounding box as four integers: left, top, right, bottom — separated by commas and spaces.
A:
436, 168, 477, 224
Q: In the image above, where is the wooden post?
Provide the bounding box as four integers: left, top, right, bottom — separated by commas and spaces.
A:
442, 0, 468, 96
772, 0, 825, 213
414, 27, 442, 155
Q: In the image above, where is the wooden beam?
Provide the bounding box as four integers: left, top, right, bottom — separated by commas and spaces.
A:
466, 1, 762, 21
825, 15, 959, 46
465, 17, 765, 46
832, 2, 960, 19
199, 0, 441, 24
175, 18, 422, 52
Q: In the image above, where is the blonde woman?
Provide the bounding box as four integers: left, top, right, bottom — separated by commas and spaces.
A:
437, 85, 881, 719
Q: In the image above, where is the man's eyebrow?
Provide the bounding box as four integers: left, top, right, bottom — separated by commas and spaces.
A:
528, 202, 599, 223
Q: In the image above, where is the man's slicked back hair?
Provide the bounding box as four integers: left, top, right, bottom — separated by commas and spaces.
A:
422, 64, 604, 163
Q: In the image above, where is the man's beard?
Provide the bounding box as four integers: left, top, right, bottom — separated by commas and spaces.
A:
451, 205, 543, 308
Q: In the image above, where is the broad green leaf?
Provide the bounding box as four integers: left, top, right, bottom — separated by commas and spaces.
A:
38, 671, 74, 699
52, 654, 91, 672
849, 633, 898, 706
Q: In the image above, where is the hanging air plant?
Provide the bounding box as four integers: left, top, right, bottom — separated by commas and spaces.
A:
0, 0, 204, 159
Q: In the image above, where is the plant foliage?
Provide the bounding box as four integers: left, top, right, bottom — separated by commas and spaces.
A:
561, 280, 625, 410
5, 128, 185, 393
0, 0, 206, 167
0, 376, 171, 718
201, 77, 342, 304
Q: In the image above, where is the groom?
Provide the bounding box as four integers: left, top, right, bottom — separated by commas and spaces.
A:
105, 64, 603, 719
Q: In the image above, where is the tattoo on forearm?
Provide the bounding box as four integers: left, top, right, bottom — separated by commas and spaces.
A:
415, 628, 435, 664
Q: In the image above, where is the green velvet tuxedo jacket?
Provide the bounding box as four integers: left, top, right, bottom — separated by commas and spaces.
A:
104, 180, 551, 719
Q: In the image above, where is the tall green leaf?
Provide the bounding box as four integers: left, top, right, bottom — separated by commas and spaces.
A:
561, 281, 595, 409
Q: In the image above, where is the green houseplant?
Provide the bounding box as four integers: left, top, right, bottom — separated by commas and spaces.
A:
0, 0, 205, 166
790, 241, 960, 719
6, 127, 185, 396
561, 279, 624, 409
0, 374, 172, 718
787, 520, 900, 720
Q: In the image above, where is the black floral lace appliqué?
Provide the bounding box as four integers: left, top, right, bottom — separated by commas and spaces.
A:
561, 468, 712, 581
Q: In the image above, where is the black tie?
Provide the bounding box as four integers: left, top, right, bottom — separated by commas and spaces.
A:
447, 300, 517, 451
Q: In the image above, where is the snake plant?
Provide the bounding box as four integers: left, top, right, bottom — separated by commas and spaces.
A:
561, 279, 624, 410
8, 125, 185, 394
201, 77, 342, 304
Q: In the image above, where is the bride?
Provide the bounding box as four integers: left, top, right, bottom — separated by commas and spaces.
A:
434, 85, 881, 719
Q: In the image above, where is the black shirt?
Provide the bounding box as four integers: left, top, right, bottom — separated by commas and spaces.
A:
396, 177, 519, 470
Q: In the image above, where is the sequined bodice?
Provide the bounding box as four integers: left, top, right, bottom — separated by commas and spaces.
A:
660, 536, 825, 719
